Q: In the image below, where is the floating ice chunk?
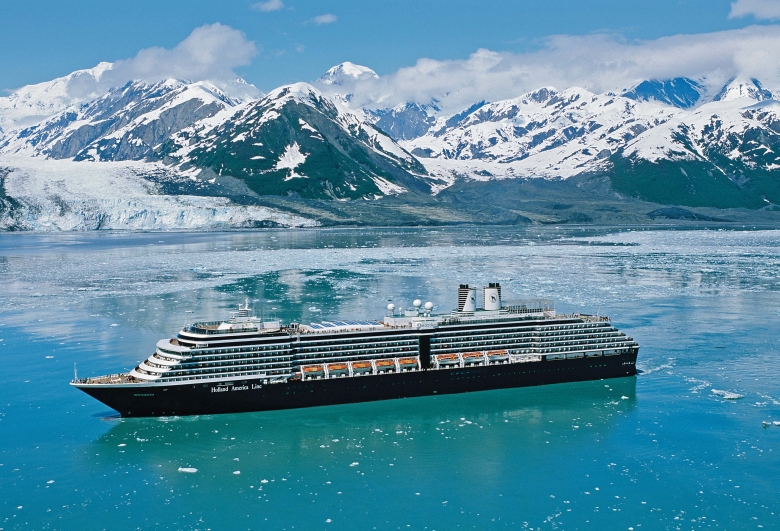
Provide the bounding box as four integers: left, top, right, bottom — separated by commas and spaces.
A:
47, 480, 54, 484
774, 421, 780, 426
233, 470, 241, 475
621, 396, 629, 400
117, 443, 126, 447
110, 324, 119, 327
178, 467, 198, 473
711, 389, 744, 400
349, 462, 359, 467
45, 356, 54, 359
261, 479, 268, 483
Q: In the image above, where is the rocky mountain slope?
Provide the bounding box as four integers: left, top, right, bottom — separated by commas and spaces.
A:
392, 77, 780, 209
159, 83, 434, 200
0, 79, 245, 162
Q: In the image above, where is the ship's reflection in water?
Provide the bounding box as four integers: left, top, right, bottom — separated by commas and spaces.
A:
89, 377, 636, 528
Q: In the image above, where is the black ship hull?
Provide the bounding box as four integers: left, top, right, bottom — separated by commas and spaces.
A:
76, 350, 637, 417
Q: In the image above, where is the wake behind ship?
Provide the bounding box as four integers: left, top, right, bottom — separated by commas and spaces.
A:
72, 283, 639, 417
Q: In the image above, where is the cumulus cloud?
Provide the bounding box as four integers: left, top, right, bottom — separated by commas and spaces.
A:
251, 0, 284, 12
311, 14, 337, 25
321, 25, 780, 112
729, 0, 780, 20
66, 23, 257, 99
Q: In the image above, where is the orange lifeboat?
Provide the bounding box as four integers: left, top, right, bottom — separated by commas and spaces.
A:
327, 363, 348, 372
436, 353, 460, 365
352, 361, 371, 369
398, 357, 418, 366
462, 352, 485, 363
375, 359, 395, 371
302, 365, 324, 374
487, 349, 509, 360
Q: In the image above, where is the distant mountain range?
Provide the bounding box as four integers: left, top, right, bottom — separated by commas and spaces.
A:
1, 61, 780, 230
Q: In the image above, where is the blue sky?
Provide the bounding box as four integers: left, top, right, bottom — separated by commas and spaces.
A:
1, 0, 775, 93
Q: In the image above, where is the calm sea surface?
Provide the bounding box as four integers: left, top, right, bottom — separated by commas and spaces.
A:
0, 226, 779, 530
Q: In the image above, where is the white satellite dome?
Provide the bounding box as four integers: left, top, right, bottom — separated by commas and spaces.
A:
413, 299, 422, 308
387, 303, 395, 312
424, 301, 434, 311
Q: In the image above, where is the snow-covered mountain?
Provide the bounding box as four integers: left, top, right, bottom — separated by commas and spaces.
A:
0, 62, 113, 132
393, 76, 780, 207
402, 86, 681, 179
2, 60, 780, 230
160, 82, 435, 200
621, 77, 705, 108
1, 78, 244, 161
316, 62, 379, 86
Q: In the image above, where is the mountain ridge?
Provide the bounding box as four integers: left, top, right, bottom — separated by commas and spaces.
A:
2, 62, 780, 229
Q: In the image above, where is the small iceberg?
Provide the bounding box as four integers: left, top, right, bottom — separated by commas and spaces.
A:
178, 467, 198, 473
711, 389, 744, 400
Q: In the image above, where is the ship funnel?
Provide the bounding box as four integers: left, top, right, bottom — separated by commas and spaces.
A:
238, 299, 251, 318
458, 284, 477, 312
483, 283, 501, 311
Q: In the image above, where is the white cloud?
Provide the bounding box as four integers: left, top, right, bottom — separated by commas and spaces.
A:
729, 0, 780, 19
311, 14, 337, 25
322, 25, 780, 112
62, 23, 258, 101
251, 0, 284, 12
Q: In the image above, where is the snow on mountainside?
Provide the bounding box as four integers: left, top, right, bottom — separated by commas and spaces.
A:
160, 82, 437, 200
0, 63, 113, 132
399, 75, 780, 208
612, 87, 780, 208
1, 79, 243, 161
402, 86, 681, 180
712, 77, 773, 102
621, 78, 705, 108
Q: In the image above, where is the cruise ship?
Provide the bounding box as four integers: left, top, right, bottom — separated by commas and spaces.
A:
72, 283, 639, 417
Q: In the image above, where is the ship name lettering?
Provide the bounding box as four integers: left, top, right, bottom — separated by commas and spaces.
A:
211, 387, 229, 393
252, 384, 262, 389
232, 385, 249, 391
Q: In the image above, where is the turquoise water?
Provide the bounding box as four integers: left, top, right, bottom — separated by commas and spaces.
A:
1, 227, 779, 530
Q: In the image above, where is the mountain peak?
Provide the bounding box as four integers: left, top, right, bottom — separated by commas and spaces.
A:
265, 82, 326, 106
0, 62, 115, 131
712, 77, 773, 103
317, 62, 379, 85
622, 78, 704, 108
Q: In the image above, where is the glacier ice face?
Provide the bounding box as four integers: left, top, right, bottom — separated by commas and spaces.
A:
0, 157, 317, 231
